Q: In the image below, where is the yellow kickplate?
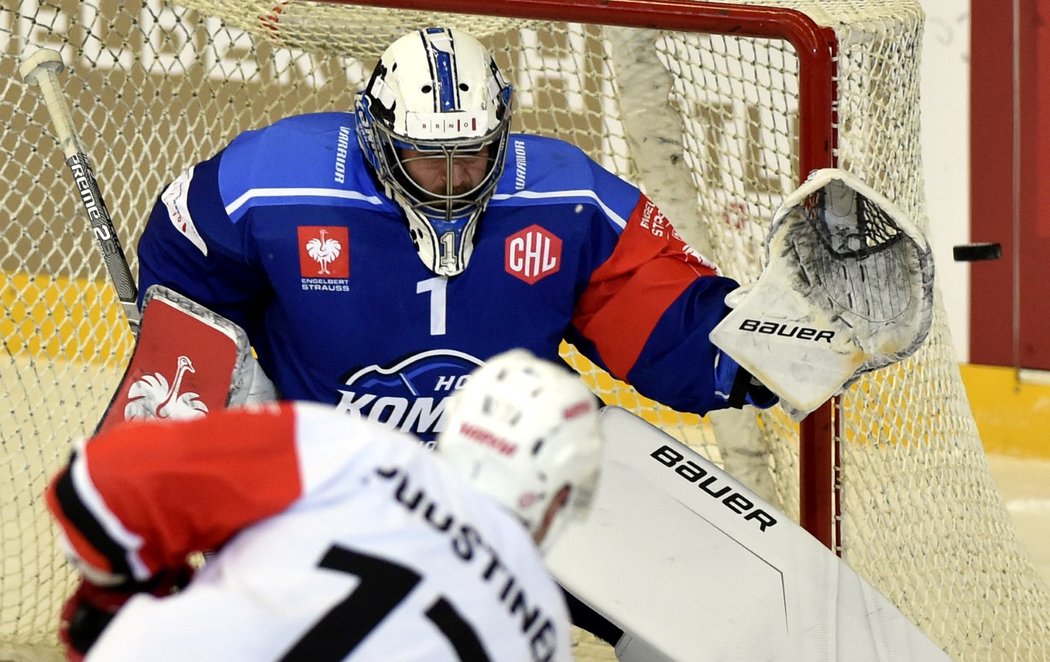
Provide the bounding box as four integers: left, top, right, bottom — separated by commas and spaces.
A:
961, 364, 1050, 459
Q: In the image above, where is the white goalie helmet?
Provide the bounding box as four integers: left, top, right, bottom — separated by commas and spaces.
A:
437, 349, 603, 553
355, 27, 514, 276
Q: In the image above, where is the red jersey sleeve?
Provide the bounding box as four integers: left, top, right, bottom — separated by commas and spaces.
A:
46, 403, 303, 583
572, 195, 720, 378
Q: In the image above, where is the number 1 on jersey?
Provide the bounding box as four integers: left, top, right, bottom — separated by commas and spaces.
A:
417, 277, 447, 336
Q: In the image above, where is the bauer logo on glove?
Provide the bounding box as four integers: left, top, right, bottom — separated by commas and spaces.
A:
710, 168, 935, 418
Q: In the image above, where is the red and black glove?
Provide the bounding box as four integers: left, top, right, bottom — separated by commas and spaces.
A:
59, 564, 194, 661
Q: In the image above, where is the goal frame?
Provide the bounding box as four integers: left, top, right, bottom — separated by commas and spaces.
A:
322, 0, 842, 546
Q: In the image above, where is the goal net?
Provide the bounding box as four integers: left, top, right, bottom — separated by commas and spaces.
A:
2, 1, 1048, 659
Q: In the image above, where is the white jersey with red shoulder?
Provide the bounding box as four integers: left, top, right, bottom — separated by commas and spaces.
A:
137, 112, 738, 441
46, 402, 572, 661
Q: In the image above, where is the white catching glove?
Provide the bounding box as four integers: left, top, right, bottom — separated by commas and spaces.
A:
709, 168, 935, 419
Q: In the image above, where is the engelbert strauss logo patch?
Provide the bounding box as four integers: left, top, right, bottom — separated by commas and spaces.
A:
299, 226, 349, 292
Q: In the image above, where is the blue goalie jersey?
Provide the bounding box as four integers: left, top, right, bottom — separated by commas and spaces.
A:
138, 112, 741, 440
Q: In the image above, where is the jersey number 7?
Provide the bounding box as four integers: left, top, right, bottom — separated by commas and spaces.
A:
279, 545, 489, 661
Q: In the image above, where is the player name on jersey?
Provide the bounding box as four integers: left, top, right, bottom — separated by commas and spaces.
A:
376, 465, 562, 661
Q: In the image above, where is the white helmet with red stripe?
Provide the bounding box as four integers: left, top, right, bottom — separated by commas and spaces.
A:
437, 349, 602, 552
355, 27, 513, 277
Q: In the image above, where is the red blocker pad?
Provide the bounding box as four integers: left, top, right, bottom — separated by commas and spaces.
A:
545, 407, 949, 661
97, 286, 252, 434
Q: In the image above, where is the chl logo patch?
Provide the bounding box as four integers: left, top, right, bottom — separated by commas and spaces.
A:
505, 224, 562, 285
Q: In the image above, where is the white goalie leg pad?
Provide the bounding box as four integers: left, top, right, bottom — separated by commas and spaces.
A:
547, 408, 950, 661
709, 168, 935, 417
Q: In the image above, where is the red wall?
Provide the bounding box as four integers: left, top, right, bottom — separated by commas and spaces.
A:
970, 0, 1050, 369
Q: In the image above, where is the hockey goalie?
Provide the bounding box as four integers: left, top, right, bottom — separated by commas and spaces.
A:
23, 25, 942, 660
86, 166, 942, 660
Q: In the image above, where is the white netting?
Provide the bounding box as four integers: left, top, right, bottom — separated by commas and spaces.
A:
2, 1, 1048, 660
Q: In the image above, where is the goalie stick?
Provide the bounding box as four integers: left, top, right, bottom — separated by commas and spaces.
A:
20, 48, 141, 333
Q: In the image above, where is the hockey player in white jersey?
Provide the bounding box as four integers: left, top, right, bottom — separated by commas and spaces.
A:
46, 349, 602, 661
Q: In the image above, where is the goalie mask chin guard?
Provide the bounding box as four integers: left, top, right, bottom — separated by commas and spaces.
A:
355, 27, 513, 277
710, 168, 935, 418
437, 350, 602, 554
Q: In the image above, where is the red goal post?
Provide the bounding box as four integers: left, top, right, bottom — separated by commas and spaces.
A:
4, 1, 1050, 659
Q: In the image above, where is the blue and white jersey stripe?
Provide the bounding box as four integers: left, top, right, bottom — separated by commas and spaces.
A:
225, 188, 385, 223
